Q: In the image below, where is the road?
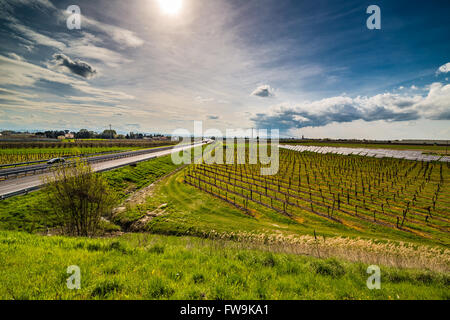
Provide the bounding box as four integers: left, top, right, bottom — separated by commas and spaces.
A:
0, 142, 206, 199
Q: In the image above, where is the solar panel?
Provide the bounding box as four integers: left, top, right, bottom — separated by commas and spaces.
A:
279, 144, 448, 162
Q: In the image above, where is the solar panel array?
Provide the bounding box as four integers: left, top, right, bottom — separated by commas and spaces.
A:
280, 145, 448, 162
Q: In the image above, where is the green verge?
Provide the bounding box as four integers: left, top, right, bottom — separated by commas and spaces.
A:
0, 155, 182, 232
0, 231, 448, 300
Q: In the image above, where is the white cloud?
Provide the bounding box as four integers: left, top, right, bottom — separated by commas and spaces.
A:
251, 82, 450, 130
78, 15, 144, 48
437, 62, 450, 74
195, 96, 214, 103
7, 18, 66, 50
251, 85, 275, 98
6, 52, 24, 61
0, 55, 134, 102
0, 54, 82, 87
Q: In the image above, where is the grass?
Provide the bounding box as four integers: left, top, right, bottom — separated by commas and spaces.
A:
0, 231, 448, 300
0, 155, 182, 232
115, 148, 449, 247
114, 167, 450, 272
0, 143, 448, 299
184, 147, 449, 245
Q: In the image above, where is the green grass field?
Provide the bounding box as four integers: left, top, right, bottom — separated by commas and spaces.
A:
0, 146, 449, 300
0, 231, 448, 300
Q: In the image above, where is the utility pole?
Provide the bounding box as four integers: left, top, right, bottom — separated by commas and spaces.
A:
109, 124, 112, 140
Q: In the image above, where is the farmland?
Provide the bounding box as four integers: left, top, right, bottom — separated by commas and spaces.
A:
0, 143, 449, 300
0, 147, 137, 165
0, 140, 177, 165
183, 145, 449, 246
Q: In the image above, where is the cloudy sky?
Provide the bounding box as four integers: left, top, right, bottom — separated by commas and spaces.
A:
0, 0, 449, 139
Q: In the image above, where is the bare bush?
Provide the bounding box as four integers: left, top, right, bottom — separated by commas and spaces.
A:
44, 160, 117, 236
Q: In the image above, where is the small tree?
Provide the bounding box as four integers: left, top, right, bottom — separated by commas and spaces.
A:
44, 160, 117, 236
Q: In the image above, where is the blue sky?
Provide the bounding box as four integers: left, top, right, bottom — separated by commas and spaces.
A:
0, 0, 449, 139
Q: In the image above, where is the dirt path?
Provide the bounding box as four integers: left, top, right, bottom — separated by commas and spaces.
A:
112, 164, 187, 223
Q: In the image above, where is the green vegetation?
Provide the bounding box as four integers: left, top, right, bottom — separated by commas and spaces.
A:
0, 140, 177, 150
0, 142, 180, 165
44, 160, 118, 236
181, 147, 449, 246
0, 155, 182, 232
0, 147, 136, 165
114, 163, 449, 272
0, 231, 448, 300
0, 143, 448, 300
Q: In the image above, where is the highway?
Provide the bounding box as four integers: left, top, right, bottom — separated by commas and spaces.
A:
0, 142, 207, 199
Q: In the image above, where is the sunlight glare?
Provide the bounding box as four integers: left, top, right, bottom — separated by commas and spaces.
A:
157, 0, 183, 15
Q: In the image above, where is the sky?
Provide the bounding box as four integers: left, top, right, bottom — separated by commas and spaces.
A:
0, 0, 449, 139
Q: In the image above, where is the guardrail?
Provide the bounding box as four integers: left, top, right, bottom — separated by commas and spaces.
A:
0, 145, 179, 180
0, 186, 41, 201
0, 156, 160, 201
0, 148, 139, 169
0, 141, 209, 200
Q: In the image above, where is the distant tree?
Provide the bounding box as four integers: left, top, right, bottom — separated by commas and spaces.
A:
75, 129, 94, 139
101, 130, 117, 139
43, 160, 117, 236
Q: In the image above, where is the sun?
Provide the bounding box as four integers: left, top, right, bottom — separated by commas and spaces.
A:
157, 0, 183, 15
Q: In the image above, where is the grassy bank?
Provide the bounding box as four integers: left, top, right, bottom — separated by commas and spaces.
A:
0, 231, 448, 300
0, 155, 182, 232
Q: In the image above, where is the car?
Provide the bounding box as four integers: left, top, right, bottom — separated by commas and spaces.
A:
47, 158, 66, 165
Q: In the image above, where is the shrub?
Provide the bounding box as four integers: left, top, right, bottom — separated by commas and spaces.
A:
43, 160, 117, 236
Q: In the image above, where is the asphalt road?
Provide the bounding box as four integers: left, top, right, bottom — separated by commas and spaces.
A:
0, 142, 205, 198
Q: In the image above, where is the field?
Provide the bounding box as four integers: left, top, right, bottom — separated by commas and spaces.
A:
0, 144, 449, 300
184, 146, 449, 245
0, 147, 141, 165
0, 231, 448, 300
0, 140, 177, 165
